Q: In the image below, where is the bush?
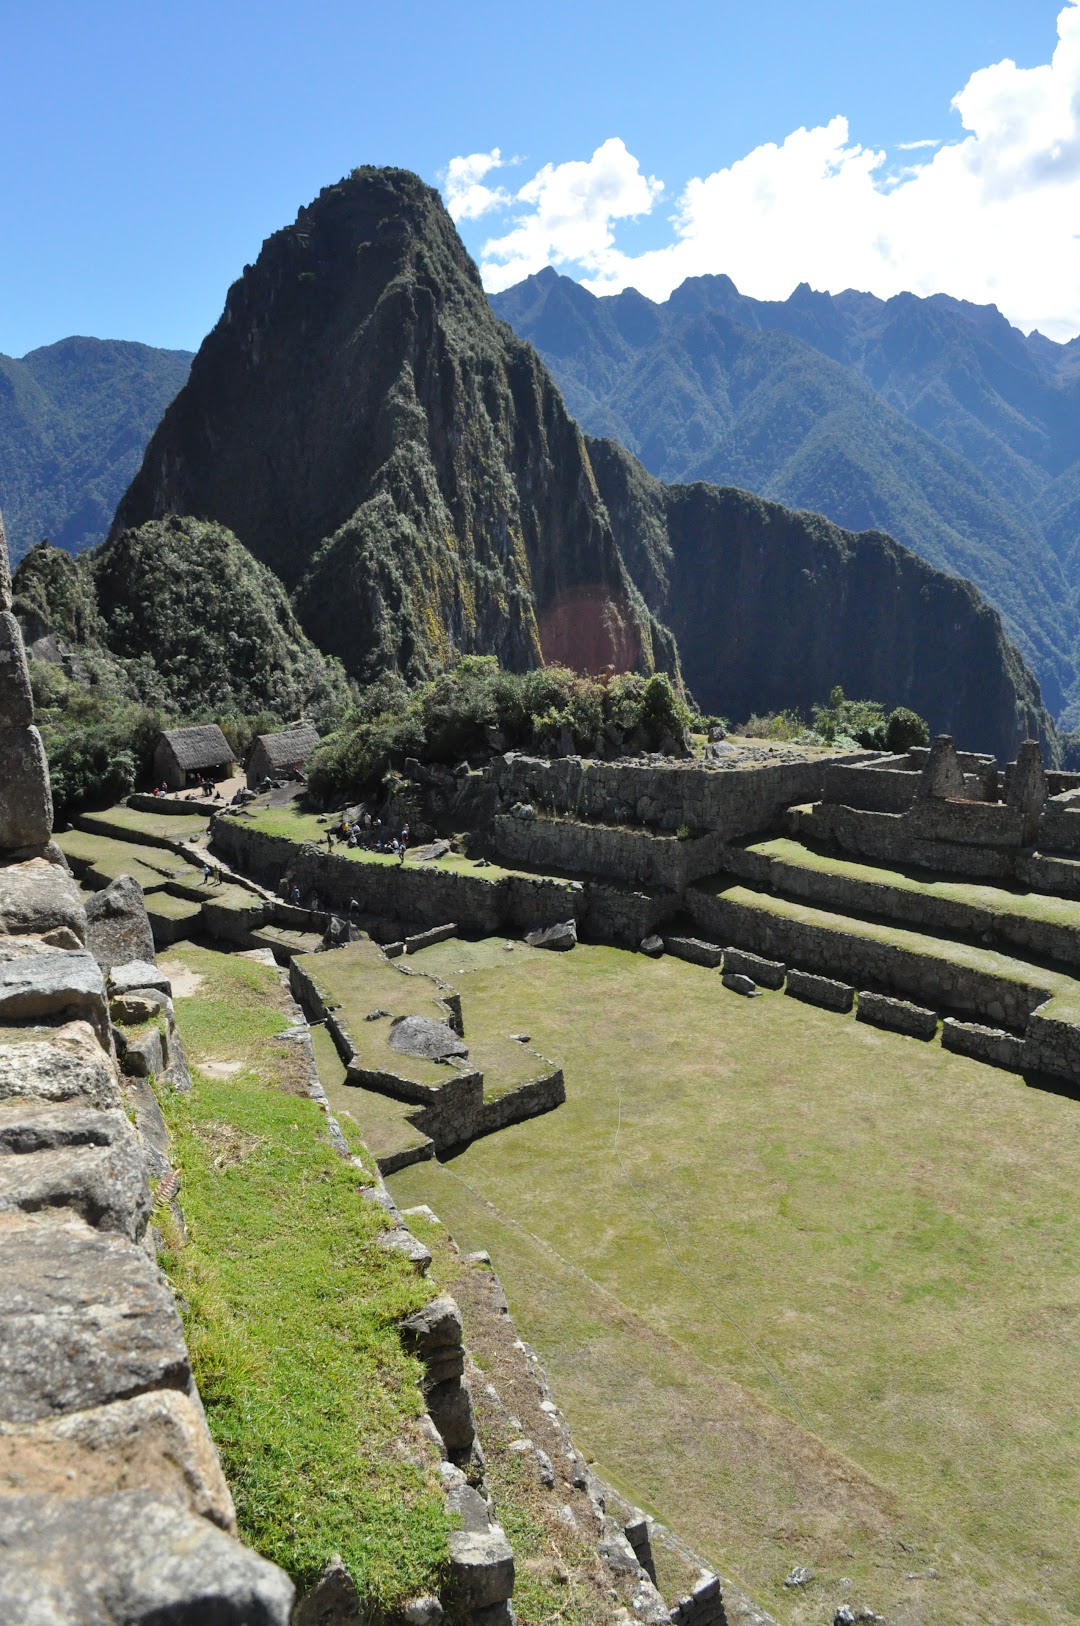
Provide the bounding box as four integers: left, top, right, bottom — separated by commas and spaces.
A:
884, 706, 930, 753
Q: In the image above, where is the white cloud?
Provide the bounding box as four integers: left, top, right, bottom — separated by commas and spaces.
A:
443, 4, 1080, 339
442, 148, 512, 222
469, 138, 663, 292
895, 138, 942, 150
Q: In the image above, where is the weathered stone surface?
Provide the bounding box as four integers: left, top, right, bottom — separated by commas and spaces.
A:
918, 735, 966, 801
785, 968, 855, 1014
389, 1015, 469, 1061
0, 1490, 295, 1623
723, 946, 786, 990
426, 1376, 477, 1454
664, 935, 723, 969
0, 726, 53, 850
856, 991, 937, 1040
376, 1226, 433, 1274
639, 935, 664, 957
0, 1021, 120, 1108
1008, 740, 1047, 817
0, 1213, 190, 1423
292, 1554, 363, 1626
85, 876, 156, 973
108, 958, 171, 998
0, 946, 108, 1039
0, 1133, 151, 1240
0, 611, 34, 729
400, 1295, 465, 1382
109, 989, 170, 1025
524, 919, 577, 951
0, 857, 87, 944
447, 1525, 515, 1610
943, 1016, 1024, 1071
0, 515, 10, 611
0, 1389, 235, 1530
123, 1024, 165, 1079
0, 1099, 127, 1155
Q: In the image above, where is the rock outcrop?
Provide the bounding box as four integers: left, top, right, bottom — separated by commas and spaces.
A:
111, 167, 671, 687
0, 518, 293, 1620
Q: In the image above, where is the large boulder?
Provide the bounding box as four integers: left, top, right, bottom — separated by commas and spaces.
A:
0, 727, 53, 851
0, 612, 33, 730
0, 1490, 295, 1624
0, 857, 87, 945
389, 1016, 469, 1062
524, 920, 577, 952
0, 944, 108, 1042
85, 876, 156, 973
0, 1212, 190, 1424
0, 1022, 120, 1108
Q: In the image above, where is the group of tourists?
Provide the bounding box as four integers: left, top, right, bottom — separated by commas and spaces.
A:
325, 813, 411, 863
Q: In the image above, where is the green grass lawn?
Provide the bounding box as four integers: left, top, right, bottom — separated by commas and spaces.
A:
390, 939, 1080, 1626
55, 827, 198, 892
156, 942, 451, 1604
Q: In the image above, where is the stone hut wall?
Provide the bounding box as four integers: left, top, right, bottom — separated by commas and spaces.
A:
491, 813, 726, 889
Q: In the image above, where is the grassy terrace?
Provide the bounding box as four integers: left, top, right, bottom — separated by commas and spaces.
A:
77, 803, 211, 846
301, 938, 546, 1103
390, 939, 1080, 1626
55, 827, 197, 891
744, 835, 1080, 934
155, 942, 450, 1603
235, 801, 571, 888
696, 882, 1079, 1000
309, 1021, 433, 1170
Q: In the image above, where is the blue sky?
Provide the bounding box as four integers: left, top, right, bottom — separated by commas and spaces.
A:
0, 0, 1073, 354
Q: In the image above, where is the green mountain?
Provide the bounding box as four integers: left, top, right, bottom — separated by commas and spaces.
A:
0, 337, 192, 563
491, 270, 1080, 720
106, 166, 1050, 759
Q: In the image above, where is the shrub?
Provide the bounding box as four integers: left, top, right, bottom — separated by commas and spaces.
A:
884, 706, 931, 753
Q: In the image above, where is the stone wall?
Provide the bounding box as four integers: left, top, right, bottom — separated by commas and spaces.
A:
722, 842, 1080, 972
488, 752, 840, 835
0, 518, 293, 1620
822, 761, 921, 814
687, 887, 1048, 1028
798, 803, 1019, 881
491, 813, 726, 889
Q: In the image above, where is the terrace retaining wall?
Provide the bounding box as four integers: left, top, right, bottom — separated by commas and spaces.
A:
490, 813, 725, 889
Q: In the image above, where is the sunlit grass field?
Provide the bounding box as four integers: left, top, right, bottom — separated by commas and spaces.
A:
390, 938, 1080, 1626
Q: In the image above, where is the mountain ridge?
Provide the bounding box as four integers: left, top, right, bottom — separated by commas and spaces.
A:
491, 269, 1080, 720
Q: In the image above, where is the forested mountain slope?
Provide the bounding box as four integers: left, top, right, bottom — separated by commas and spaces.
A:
0, 337, 191, 562
492, 269, 1080, 720
107, 166, 1050, 758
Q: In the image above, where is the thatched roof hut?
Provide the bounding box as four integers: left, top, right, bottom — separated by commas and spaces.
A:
153, 725, 234, 790
246, 724, 320, 788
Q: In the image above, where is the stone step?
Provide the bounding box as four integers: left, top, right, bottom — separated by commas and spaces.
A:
686, 880, 1078, 1031
722, 835, 1080, 973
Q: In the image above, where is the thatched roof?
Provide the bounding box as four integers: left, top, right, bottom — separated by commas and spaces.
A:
250, 724, 320, 771
158, 724, 233, 770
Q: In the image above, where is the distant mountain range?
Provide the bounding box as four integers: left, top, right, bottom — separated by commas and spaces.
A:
0, 337, 192, 562
491, 270, 1080, 722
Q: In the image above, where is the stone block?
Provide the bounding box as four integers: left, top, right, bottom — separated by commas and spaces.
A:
785, 968, 855, 1013
85, 875, 156, 972
122, 1025, 166, 1079
723, 946, 786, 989
0, 856, 87, 944
0, 1490, 295, 1623
0, 726, 53, 850
856, 991, 937, 1040
663, 935, 723, 969
0, 1388, 235, 1530
721, 973, 757, 997
425, 1376, 477, 1454
376, 1225, 433, 1275
405, 923, 458, 953
639, 935, 664, 957
0, 612, 34, 729
0, 1021, 120, 1107
942, 1017, 1024, 1071
0, 1212, 190, 1423
0, 1107, 150, 1239
108, 959, 171, 998
0, 945, 108, 1040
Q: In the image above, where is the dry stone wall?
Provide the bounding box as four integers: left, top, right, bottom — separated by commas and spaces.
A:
0, 517, 293, 1621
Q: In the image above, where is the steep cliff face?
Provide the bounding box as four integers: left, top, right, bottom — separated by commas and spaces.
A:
588, 437, 1053, 760
113, 169, 670, 686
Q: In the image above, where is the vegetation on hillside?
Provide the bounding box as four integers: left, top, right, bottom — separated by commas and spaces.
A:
307, 655, 693, 803
742, 687, 930, 753
0, 336, 191, 562
13, 523, 354, 818
494, 269, 1080, 720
